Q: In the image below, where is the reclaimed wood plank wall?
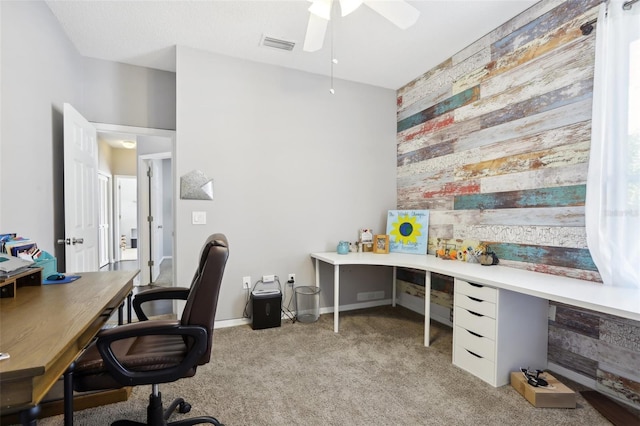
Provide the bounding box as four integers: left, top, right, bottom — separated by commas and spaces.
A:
395, 0, 640, 408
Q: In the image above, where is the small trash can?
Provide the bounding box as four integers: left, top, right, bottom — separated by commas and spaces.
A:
295, 286, 321, 323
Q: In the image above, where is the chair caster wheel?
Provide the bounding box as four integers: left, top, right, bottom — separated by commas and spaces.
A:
178, 401, 191, 414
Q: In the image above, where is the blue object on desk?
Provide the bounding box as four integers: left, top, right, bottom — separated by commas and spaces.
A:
43, 275, 81, 285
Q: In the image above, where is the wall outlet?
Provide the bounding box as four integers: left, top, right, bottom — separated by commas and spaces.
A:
242, 276, 251, 290
263, 274, 275, 283
288, 273, 295, 283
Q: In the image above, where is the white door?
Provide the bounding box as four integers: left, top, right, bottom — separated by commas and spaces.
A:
98, 173, 111, 268
63, 104, 99, 272
148, 160, 163, 282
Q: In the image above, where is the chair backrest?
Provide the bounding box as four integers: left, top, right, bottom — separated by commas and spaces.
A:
181, 233, 229, 365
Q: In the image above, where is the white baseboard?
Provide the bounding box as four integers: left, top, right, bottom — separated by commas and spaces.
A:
215, 299, 393, 329
318, 298, 393, 314
395, 292, 453, 327
215, 297, 451, 329
547, 362, 597, 389
215, 317, 251, 329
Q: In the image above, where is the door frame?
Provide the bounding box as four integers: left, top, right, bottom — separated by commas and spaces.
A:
98, 171, 113, 267
92, 122, 176, 288
139, 153, 172, 284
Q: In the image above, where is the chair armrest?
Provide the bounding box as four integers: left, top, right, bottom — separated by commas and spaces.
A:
95, 320, 207, 387
133, 287, 190, 321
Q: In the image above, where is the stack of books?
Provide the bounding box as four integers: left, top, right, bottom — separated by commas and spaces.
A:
1, 233, 42, 261
0, 234, 39, 277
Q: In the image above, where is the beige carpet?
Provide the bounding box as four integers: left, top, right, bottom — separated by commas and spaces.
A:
36, 306, 630, 425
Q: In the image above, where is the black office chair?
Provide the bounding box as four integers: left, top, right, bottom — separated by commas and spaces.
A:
68, 233, 229, 426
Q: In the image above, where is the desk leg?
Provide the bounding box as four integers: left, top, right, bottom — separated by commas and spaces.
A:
118, 302, 124, 325
392, 266, 397, 307
424, 271, 431, 347
63, 362, 75, 426
18, 406, 40, 426
334, 264, 340, 333
127, 292, 132, 323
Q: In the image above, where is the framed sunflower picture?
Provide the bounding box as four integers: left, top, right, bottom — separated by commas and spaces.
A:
386, 210, 429, 255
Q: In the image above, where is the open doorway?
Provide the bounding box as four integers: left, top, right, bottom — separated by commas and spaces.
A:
140, 153, 173, 287
93, 123, 175, 291
115, 175, 138, 262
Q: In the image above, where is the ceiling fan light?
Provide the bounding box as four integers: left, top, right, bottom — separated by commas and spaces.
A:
308, 0, 333, 20
339, 0, 363, 16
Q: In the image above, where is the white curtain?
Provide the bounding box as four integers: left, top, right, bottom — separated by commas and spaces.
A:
586, 0, 640, 288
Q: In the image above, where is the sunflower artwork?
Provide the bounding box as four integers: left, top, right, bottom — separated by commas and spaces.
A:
386, 210, 429, 255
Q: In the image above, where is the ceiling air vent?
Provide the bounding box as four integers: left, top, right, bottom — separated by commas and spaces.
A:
261, 35, 295, 51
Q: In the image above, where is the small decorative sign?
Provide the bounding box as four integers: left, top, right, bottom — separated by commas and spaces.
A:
386, 210, 429, 255
180, 170, 214, 200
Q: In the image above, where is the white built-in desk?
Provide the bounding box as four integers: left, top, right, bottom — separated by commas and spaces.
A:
310, 252, 640, 386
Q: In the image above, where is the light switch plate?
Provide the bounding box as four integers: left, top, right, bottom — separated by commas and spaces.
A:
192, 211, 206, 225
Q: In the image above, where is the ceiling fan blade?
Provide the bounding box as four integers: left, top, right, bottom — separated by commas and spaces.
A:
303, 13, 329, 52
339, 0, 363, 16
363, 0, 420, 29
308, 0, 333, 20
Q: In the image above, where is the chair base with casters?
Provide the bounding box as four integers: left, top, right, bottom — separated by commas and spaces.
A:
110, 384, 222, 426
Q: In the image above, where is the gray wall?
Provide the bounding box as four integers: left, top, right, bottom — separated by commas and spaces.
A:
175, 46, 397, 320
82, 57, 176, 130
0, 0, 83, 254
0, 1, 176, 263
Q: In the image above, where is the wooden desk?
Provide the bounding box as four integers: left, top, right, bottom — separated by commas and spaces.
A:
0, 267, 43, 299
0, 270, 138, 422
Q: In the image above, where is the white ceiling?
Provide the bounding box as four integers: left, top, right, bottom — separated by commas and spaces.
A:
45, 0, 537, 90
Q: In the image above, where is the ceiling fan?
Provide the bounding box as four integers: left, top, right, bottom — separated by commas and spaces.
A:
303, 0, 420, 52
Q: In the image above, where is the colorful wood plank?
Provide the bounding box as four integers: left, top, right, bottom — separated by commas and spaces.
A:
497, 258, 602, 282
453, 185, 586, 210
454, 224, 587, 249
597, 369, 640, 408
397, 86, 480, 133
491, 0, 600, 60
487, 242, 597, 271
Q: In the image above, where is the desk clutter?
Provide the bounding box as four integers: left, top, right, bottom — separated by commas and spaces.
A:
0, 232, 58, 277
434, 238, 499, 266
43, 274, 81, 285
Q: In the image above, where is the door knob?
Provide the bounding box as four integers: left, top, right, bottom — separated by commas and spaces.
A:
72, 237, 84, 245
57, 238, 71, 245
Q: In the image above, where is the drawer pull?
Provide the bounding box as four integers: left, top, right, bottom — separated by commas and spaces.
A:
466, 329, 482, 338
467, 296, 482, 302
468, 282, 483, 288
467, 309, 483, 317
465, 349, 483, 359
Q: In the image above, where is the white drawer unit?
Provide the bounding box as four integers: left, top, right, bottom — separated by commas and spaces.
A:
453, 278, 548, 387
